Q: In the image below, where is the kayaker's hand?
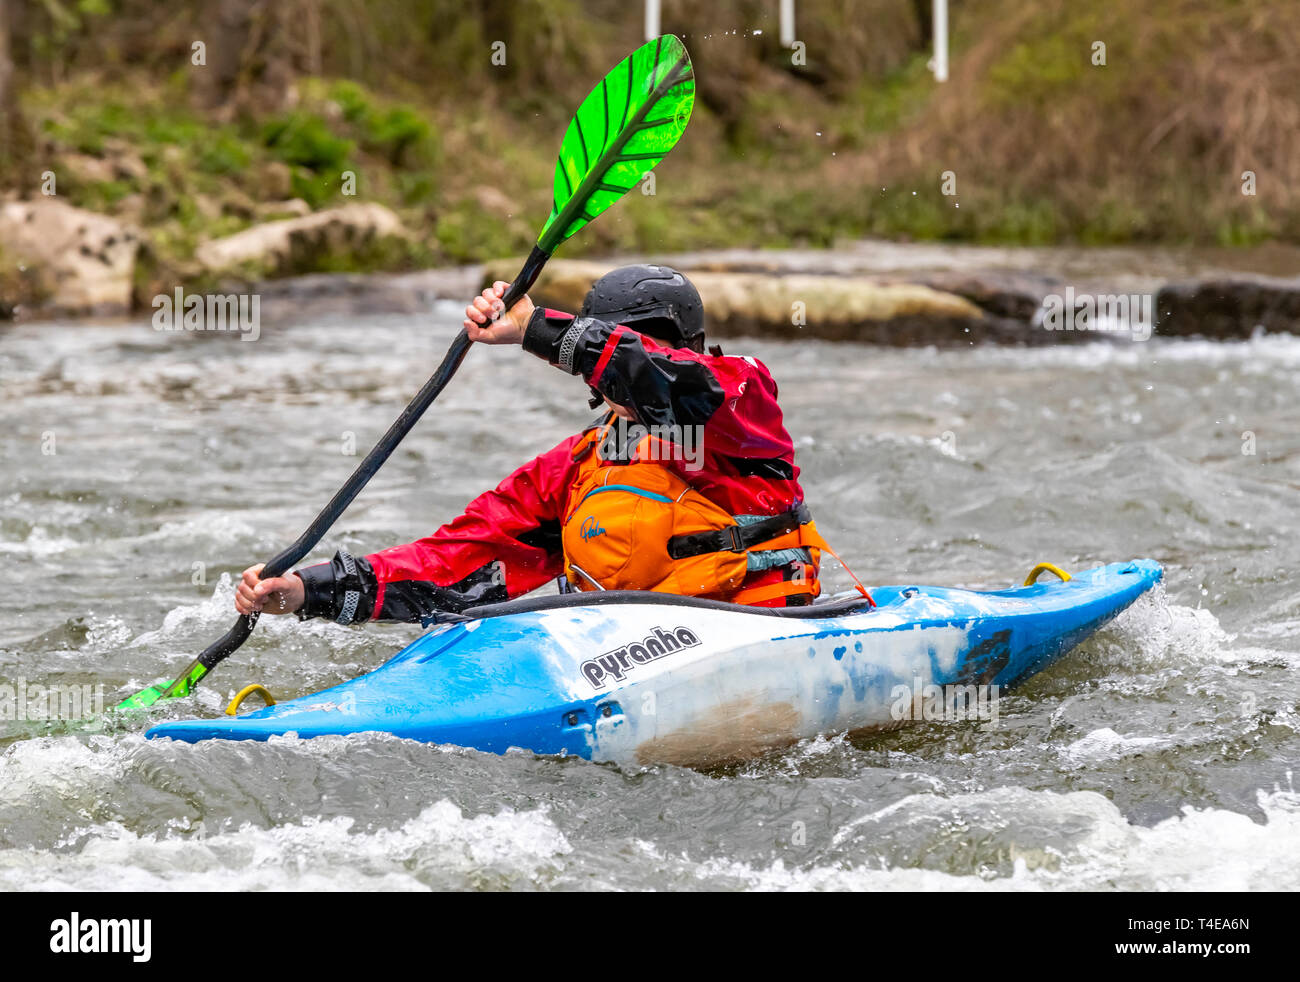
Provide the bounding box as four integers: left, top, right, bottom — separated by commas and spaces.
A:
235, 563, 305, 616
464, 281, 534, 344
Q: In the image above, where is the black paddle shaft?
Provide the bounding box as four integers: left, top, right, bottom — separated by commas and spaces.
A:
188, 246, 550, 675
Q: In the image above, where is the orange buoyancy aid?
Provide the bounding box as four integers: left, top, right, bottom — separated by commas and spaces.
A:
559, 422, 829, 605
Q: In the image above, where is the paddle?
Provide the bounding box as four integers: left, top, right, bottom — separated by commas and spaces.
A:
117, 35, 696, 711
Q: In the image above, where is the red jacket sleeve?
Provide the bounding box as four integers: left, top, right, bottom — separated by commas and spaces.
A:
522, 308, 790, 456
296, 435, 581, 623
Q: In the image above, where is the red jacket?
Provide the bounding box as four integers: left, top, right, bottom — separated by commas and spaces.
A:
297, 309, 809, 623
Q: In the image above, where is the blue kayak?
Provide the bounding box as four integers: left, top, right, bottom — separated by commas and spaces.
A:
146, 559, 1162, 767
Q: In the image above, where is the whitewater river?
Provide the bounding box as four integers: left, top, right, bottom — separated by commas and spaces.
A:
2, 304, 1298, 890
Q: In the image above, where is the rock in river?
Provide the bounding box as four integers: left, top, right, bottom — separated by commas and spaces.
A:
195, 203, 410, 279
0, 199, 140, 318
1156, 275, 1300, 338
481, 258, 995, 345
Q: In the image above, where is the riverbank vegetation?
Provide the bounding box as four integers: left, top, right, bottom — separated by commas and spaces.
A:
1, 0, 1295, 299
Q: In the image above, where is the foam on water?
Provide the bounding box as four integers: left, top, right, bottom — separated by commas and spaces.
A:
1068, 587, 1242, 672
587, 783, 1300, 892
3, 729, 1296, 891
1060, 727, 1173, 766
0, 800, 571, 892
0, 526, 86, 558
956, 332, 1300, 371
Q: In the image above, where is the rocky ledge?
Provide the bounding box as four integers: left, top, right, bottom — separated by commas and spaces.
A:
1155, 275, 1300, 338
484, 256, 1300, 346
1, 199, 412, 321
3, 200, 1296, 344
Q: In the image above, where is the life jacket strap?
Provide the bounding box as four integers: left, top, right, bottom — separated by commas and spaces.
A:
666, 503, 812, 559
730, 574, 817, 606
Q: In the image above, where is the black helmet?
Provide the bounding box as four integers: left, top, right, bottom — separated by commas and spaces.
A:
579, 264, 705, 352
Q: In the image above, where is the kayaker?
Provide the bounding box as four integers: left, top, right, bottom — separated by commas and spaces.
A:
235, 265, 842, 623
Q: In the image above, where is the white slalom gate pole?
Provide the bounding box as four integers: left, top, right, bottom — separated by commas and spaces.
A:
932, 0, 949, 82
645, 0, 660, 42
780, 0, 795, 47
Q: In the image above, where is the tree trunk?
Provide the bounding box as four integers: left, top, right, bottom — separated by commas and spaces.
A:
197, 0, 295, 119
913, 0, 934, 46
0, 0, 14, 131
0, 0, 33, 185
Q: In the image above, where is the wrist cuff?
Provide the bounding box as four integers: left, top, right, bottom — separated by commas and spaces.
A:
294, 550, 376, 623
522, 309, 589, 375
296, 565, 334, 620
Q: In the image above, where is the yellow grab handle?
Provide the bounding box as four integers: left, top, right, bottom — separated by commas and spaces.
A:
225, 684, 277, 716
1024, 562, 1072, 586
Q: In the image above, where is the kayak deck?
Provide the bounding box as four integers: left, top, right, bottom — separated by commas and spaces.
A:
146, 560, 1162, 767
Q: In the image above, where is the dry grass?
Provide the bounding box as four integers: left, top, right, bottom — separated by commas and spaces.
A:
856, 0, 1300, 243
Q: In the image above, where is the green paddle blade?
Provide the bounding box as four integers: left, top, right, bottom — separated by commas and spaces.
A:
115, 660, 209, 711
538, 34, 694, 254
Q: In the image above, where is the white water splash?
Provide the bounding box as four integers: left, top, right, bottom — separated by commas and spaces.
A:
0, 800, 571, 891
